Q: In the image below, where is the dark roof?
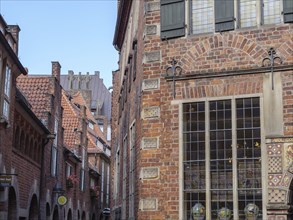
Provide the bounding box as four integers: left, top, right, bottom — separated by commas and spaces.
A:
113, 0, 133, 51
60, 72, 111, 122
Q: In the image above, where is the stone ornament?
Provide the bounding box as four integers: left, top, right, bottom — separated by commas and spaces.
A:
217, 207, 232, 220
191, 203, 205, 220
244, 203, 259, 220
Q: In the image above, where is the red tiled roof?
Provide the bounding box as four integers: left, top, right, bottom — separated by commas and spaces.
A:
17, 76, 51, 120
71, 92, 109, 145
61, 90, 80, 147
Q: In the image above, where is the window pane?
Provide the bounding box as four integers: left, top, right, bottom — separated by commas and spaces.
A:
51, 146, 57, 176
3, 100, 9, 119
263, 0, 281, 25
209, 100, 233, 215
239, 0, 257, 27
184, 192, 206, 220
183, 102, 206, 219
4, 66, 11, 98
236, 97, 262, 219
191, 0, 214, 34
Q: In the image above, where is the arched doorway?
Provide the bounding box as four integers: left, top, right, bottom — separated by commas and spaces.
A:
46, 203, 51, 220
82, 211, 86, 220
53, 205, 59, 220
67, 209, 72, 220
7, 187, 17, 220
28, 195, 38, 220
91, 213, 96, 220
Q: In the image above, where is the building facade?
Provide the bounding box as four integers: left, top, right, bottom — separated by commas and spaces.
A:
111, 0, 293, 219
60, 71, 112, 142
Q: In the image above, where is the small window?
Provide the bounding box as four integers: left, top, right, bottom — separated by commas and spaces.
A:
51, 145, 58, 176
191, 0, 214, 34
2, 65, 11, 120
66, 162, 73, 178
239, 0, 257, 28
263, 0, 281, 25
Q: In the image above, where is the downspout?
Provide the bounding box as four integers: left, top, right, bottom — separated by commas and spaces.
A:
39, 134, 55, 220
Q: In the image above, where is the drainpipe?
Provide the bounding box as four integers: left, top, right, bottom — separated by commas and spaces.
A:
39, 134, 55, 220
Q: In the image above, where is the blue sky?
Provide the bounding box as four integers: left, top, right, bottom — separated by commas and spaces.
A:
0, 0, 118, 88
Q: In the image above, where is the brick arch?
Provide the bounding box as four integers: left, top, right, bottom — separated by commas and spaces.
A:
277, 40, 293, 64
180, 34, 268, 73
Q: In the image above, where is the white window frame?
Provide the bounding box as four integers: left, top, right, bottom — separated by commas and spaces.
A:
178, 94, 266, 220
2, 63, 11, 121
51, 145, 58, 177
51, 118, 58, 176
80, 147, 86, 191
188, 0, 284, 35
129, 121, 136, 219
66, 162, 73, 178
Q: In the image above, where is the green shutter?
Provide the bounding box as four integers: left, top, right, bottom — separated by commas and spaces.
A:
160, 0, 185, 39
215, 0, 235, 32
283, 0, 293, 23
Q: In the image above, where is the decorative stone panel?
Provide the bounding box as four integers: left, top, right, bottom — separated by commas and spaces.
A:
280, 172, 292, 187
142, 137, 159, 150
286, 144, 293, 163
268, 144, 282, 155
144, 51, 160, 63
145, 25, 157, 35
268, 156, 282, 173
288, 162, 293, 174
142, 79, 159, 91
268, 174, 282, 187
268, 189, 286, 203
140, 198, 157, 211
142, 106, 160, 119
141, 167, 159, 180
145, 2, 160, 12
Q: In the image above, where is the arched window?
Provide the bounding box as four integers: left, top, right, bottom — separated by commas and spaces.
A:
20, 131, 25, 153
14, 126, 20, 149
25, 135, 30, 156
29, 138, 34, 159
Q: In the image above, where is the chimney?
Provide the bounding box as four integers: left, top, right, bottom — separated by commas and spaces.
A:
51, 61, 61, 82
7, 25, 20, 55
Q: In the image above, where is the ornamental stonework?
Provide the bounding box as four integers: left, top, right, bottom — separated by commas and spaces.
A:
268, 174, 282, 187
142, 78, 159, 91
268, 189, 286, 204
141, 167, 159, 180
142, 137, 159, 150
140, 198, 157, 211
142, 106, 160, 119
268, 156, 282, 174
144, 51, 160, 63
267, 144, 282, 156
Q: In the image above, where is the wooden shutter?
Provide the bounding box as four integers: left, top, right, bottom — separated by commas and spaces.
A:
283, 0, 293, 23
160, 0, 185, 39
215, 0, 235, 32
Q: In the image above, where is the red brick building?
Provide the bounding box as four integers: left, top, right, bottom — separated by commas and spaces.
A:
62, 90, 111, 219
0, 14, 52, 219
17, 62, 64, 219
112, 0, 293, 219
